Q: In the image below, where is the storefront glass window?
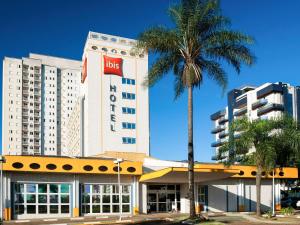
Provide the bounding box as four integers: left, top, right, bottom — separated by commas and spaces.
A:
81, 184, 131, 214
13, 183, 71, 217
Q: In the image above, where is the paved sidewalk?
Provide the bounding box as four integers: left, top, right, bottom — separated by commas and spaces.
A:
3, 213, 187, 225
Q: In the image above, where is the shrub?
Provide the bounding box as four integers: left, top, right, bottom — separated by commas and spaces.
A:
280, 207, 294, 216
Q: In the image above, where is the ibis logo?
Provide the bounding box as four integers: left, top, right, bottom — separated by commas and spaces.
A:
103, 55, 123, 77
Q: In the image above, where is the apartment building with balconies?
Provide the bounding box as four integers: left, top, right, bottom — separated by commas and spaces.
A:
211, 82, 300, 161
2, 54, 81, 156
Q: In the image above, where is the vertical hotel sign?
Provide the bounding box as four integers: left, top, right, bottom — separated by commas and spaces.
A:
103, 55, 123, 132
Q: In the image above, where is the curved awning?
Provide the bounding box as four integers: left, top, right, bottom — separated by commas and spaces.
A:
140, 167, 239, 183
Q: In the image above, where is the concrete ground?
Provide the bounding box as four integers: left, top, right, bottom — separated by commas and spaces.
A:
3, 212, 300, 225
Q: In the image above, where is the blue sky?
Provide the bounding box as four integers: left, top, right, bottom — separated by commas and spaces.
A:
0, 0, 300, 162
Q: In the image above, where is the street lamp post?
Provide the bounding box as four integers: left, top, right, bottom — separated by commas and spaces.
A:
0, 155, 6, 223
272, 168, 275, 216
113, 158, 123, 222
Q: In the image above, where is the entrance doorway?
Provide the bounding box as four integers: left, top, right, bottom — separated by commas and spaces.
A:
147, 185, 180, 213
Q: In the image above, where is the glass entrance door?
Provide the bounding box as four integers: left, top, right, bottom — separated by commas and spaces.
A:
147, 185, 180, 213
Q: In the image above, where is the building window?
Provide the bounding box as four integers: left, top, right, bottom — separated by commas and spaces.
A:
122, 78, 135, 85
13, 183, 71, 216
122, 137, 136, 144
122, 92, 135, 100
197, 185, 208, 212
122, 107, 136, 114
81, 184, 131, 214
122, 122, 136, 129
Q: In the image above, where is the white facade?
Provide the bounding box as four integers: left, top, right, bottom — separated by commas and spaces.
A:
2, 57, 42, 155
2, 54, 81, 156
81, 32, 149, 156
211, 82, 300, 160
66, 97, 82, 156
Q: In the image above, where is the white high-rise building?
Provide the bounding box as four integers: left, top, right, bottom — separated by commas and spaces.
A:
210, 82, 300, 161
2, 54, 81, 155
78, 31, 150, 156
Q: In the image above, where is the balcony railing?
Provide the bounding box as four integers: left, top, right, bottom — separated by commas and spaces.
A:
218, 116, 229, 124
252, 99, 268, 110
211, 138, 228, 147
233, 106, 247, 117
219, 130, 229, 139
211, 125, 225, 134
210, 110, 226, 121
257, 83, 283, 99
257, 103, 284, 116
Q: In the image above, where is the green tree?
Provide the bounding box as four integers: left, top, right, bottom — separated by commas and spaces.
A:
219, 116, 300, 216
273, 116, 300, 167
136, 0, 255, 217
220, 117, 277, 216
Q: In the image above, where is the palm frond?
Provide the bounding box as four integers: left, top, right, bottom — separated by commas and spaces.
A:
136, 27, 178, 54
144, 53, 180, 87
197, 58, 227, 90
205, 44, 255, 73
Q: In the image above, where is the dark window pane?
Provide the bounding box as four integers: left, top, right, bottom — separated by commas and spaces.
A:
122, 195, 130, 203
50, 184, 58, 193
15, 194, 24, 203
122, 204, 130, 213
82, 205, 90, 214
113, 205, 119, 213
38, 195, 47, 203
15, 184, 24, 193
61, 195, 69, 203
112, 195, 119, 203
38, 205, 47, 214
167, 194, 175, 201
38, 184, 47, 193
176, 193, 180, 201
167, 185, 175, 190
50, 195, 58, 203
148, 193, 156, 202
102, 195, 110, 203
50, 205, 58, 214
92, 195, 100, 203
82, 194, 90, 203
27, 205, 36, 214
61, 205, 69, 213
102, 205, 110, 213
158, 193, 166, 202
15, 205, 24, 215
158, 203, 166, 212
26, 194, 36, 203
92, 205, 100, 213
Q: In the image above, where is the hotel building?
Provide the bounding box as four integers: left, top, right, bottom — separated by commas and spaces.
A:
210, 82, 300, 161
0, 33, 298, 221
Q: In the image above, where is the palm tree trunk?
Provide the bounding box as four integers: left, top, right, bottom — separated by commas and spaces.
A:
256, 165, 262, 216
188, 86, 196, 218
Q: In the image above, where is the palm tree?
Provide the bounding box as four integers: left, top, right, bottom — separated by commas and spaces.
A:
219, 117, 277, 216
136, 0, 255, 217
219, 116, 300, 216
273, 116, 300, 167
